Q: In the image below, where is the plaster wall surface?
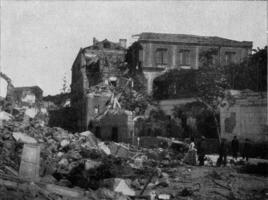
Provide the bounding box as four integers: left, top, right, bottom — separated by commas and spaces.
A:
220, 94, 267, 142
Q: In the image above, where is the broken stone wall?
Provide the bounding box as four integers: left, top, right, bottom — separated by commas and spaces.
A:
220, 92, 267, 142
48, 107, 77, 132
0, 72, 15, 113
93, 112, 131, 143
83, 48, 126, 85
71, 50, 89, 131
13, 88, 42, 106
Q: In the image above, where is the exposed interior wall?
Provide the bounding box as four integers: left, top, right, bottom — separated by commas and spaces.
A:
71, 42, 127, 131
85, 94, 111, 130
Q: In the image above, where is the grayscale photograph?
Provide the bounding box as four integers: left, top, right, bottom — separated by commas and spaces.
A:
0, 1, 267, 200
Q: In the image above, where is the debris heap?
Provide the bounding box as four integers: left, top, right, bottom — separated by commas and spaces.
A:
0, 107, 267, 200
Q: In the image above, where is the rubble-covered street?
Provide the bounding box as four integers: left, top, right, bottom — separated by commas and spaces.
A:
0, 107, 267, 200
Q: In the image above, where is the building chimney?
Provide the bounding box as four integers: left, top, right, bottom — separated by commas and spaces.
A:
119, 39, 127, 49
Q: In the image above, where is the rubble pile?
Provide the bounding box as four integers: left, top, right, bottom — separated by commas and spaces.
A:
0, 109, 180, 199
0, 108, 267, 200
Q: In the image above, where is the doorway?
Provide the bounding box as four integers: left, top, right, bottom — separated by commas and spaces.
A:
111, 127, 118, 142
95, 126, 101, 139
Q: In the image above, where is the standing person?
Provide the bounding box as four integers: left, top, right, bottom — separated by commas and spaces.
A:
217, 138, 227, 167
243, 138, 250, 161
231, 136, 239, 160
137, 137, 140, 147
198, 136, 206, 166
183, 137, 197, 165
166, 116, 172, 137
189, 137, 195, 150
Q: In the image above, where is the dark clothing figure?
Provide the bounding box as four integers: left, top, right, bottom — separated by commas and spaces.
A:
217, 140, 227, 166
166, 122, 172, 137
198, 138, 206, 166
231, 137, 239, 160
243, 139, 250, 161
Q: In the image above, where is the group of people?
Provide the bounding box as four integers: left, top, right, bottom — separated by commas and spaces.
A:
183, 136, 251, 166
217, 136, 251, 166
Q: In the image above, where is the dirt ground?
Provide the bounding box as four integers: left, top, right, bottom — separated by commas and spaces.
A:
142, 165, 268, 200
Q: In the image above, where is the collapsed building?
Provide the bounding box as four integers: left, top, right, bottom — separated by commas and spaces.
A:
71, 38, 135, 142
0, 72, 43, 108
13, 86, 43, 106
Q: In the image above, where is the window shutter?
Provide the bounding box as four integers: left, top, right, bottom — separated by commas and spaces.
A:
156, 49, 168, 65
163, 50, 168, 64
185, 51, 190, 65
138, 49, 143, 62
225, 52, 236, 65
179, 51, 183, 65
155, 50, 161, 64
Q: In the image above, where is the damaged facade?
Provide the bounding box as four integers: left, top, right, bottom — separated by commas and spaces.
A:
220, 90, 267, 142
71, 33, 254, 141
0, 72, 43, 114
129, 32, 253, 95
71, 38, 134, 140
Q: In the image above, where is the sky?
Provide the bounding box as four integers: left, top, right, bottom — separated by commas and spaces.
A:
0, 1, 267, 96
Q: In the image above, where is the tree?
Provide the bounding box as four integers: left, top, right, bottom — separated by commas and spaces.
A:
163, 48, 229, 139
173, 101, 218, 138
153, 69, 198, 100
195, 49, 230, 141
61, 73, 70, 94
223, 46, 267, 92
196, 47, 267, 140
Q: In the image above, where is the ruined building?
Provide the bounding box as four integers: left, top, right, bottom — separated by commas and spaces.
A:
71, 33, 254, 141
13, 86, 43, 106
0, 72, 43, 112
129, 32, 253, 95
71, 38, 135, 141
